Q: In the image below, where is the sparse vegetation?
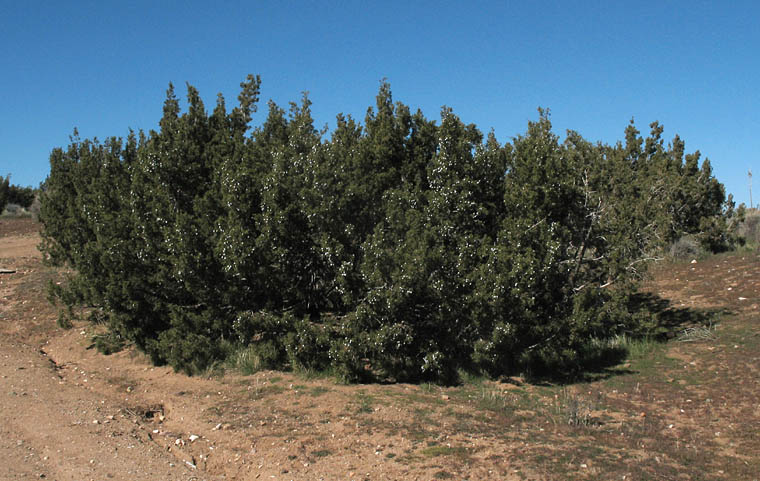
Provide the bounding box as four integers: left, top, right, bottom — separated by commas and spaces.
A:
557, 388, 596, 427
737, 207, 760, 247
308, 386, 330, 397
354, 390, 376, 414
676, 323, 718, 342
669, 235, 704, 260
421, 445, 469, 458
476, 388, 518, 415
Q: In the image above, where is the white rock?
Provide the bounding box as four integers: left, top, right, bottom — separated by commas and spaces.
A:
189, 434, 200, 442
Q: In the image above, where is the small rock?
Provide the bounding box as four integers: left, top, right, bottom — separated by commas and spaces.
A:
189, 434, 199, 442
639, 412, 646, 418
213, 423, 223, 430
690, 259, 697, 264
126, 386, 133, 393
441, 394, 450, 401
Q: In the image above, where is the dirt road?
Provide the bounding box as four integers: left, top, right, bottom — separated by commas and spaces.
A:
0, 337, 207, 480
0, 220, 218, 480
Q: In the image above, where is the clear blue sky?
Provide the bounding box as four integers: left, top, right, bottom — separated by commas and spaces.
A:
2, 1, 758, 206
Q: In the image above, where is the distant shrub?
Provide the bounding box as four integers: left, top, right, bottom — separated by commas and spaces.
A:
0, 175, 8, 212
2, 203, 26, 217
8, 185, 35, 208
737, 208, 760, 246
0, 180, 36, 215
669, 235, 703, 260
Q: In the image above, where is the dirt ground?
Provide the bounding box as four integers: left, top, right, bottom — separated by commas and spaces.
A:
1, 217, 758, 480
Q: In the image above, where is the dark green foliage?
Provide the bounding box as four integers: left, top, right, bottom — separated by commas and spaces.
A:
0, 175, 9, 212
285, 318, 333, 372
92, 330, 127, 355
39, 77, 736, 381
8, 184, 36, 208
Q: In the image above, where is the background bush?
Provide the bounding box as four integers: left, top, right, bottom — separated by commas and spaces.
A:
737, 208, 760, 246
669, 235, 703, 260
0, 176, 38, 217
39, 76, 738, 382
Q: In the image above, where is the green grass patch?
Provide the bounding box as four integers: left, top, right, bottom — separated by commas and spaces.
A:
309, 386, 330, 397
421, 445, 470, 459
354, 390, 376, 414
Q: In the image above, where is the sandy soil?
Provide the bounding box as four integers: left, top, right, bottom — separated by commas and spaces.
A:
0, 221, 525, 480
1, 218, 758, 480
